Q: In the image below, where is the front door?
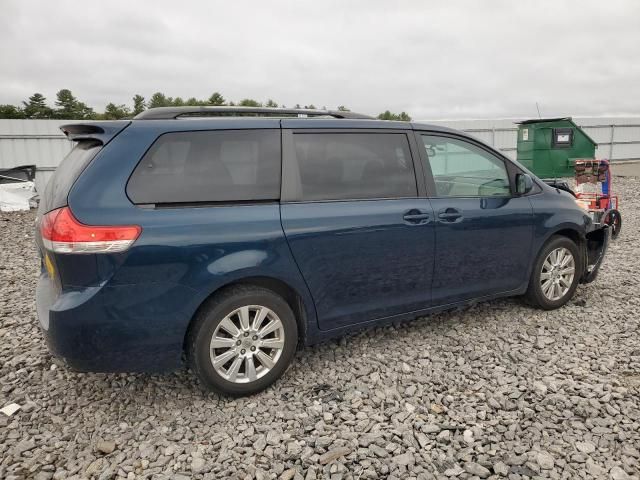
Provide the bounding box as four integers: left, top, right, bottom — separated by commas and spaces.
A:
418, 133, 534, 305
280, 130, 435, 330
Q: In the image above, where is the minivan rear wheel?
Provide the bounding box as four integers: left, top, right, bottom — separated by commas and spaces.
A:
187, 285, 298, 396
525, 236, 582, 310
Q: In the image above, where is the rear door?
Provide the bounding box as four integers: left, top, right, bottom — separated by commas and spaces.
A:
280, 129, 435, 330
416, 132, 534, 305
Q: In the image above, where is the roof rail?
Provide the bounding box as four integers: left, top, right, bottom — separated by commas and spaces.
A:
133, 106, 373, 120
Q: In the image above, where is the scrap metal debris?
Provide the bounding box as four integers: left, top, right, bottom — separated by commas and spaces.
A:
0, 403, 21, 417
0, 165, 37, 212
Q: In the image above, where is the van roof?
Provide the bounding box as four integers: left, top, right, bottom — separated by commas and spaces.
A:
130, 106, 461, 135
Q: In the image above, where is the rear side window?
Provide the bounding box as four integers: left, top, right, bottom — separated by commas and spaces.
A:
127, 130, 281, 204
291, 133, 417, 201
43, 140, 102, 211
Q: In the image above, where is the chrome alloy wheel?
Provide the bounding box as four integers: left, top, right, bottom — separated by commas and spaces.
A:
540, 247, 575, 301
209, 305, 285, 383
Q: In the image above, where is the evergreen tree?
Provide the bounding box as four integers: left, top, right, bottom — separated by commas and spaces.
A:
0, 91, 385, 120
377, 110, 411, 121
53, 89, 94, 119
75, 101, 95, 119
0, 105, 25, 119
22, 93, 53, 118
132, 94, 146, 115
239, 98, 262, 107
208, 92, 225, 105
54, 89, 79, 119
148, 92, 170, 108
104, 103, 131, 119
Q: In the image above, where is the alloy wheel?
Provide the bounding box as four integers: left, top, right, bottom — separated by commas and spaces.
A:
540, 247, 575, 301
209, 305, 285, 383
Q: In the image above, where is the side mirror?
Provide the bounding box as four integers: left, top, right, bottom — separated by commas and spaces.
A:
516, 173, 534, 195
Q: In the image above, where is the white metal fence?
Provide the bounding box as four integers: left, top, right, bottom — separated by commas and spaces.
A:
424, 117, 640, 162
0, 119, 84, 192
1, 117, 639, 192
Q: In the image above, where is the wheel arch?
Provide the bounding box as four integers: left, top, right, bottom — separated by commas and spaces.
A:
548, 227, 584, 247
532, 225, 587, 279
183, 275, 310, 356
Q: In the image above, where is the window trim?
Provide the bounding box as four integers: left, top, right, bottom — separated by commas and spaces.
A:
280, 129, 424, 203
413, 131, 516, 199
125, 128, 282, 207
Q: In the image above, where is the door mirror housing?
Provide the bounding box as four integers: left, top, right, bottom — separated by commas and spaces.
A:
516, 173, 534, 195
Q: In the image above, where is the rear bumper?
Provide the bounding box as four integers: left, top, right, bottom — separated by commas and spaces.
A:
36, 274, 196, 372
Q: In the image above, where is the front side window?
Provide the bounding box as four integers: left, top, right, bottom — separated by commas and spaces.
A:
421, 135, 511, 197
292, 133, 417, 201
127, 130, 281, 204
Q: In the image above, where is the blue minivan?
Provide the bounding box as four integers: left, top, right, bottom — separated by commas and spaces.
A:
35, 107, 609, 395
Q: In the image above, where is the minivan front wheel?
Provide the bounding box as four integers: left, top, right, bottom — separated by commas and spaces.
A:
525, 236, 582, 310
187, 286, 298, 396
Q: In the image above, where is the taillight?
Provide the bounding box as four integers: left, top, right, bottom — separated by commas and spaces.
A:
40, 207, 141, 254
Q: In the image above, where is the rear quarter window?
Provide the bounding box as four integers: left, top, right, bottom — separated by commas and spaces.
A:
127, 130, 281, 205
42, 140, 102, 212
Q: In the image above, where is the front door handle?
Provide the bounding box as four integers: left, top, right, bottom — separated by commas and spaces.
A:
437, 208, 463, 222
403, 210, 430, 224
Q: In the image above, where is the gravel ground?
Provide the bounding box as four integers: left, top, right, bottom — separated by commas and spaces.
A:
1, 178, 639, 480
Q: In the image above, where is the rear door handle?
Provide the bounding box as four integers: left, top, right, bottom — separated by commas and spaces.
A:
403, 210, 430, 224
437, 208, 463, 222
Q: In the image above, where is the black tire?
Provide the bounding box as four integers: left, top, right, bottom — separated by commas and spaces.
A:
187, 285, 298, 396
605, 209, 622, 239
524, 236, 583, 310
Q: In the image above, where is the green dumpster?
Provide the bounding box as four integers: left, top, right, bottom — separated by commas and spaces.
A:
516, 117, 597, 178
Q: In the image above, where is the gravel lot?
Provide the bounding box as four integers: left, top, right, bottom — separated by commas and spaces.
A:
1, 177, 639, 480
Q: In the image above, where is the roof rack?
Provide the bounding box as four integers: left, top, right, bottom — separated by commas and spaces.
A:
133, 106, 374, 120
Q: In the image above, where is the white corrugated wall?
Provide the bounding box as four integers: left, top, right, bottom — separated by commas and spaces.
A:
1, 117, 639, 192
0, 119, 83, 192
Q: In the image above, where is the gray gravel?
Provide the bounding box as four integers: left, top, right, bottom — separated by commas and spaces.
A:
1, 177, 640, 480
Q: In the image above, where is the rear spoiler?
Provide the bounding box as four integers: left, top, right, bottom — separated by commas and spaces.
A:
60, 121, 131, 144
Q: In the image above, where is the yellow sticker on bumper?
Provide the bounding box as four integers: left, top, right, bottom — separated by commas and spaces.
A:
44, 253, 55, 279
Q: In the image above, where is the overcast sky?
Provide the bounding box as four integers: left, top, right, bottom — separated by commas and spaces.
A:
2, 0, 639, 119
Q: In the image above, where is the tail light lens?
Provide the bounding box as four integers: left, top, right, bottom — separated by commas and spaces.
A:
40, 207, 141, 254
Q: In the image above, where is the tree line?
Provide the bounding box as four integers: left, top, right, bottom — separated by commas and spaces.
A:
0, 89, 411, 121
